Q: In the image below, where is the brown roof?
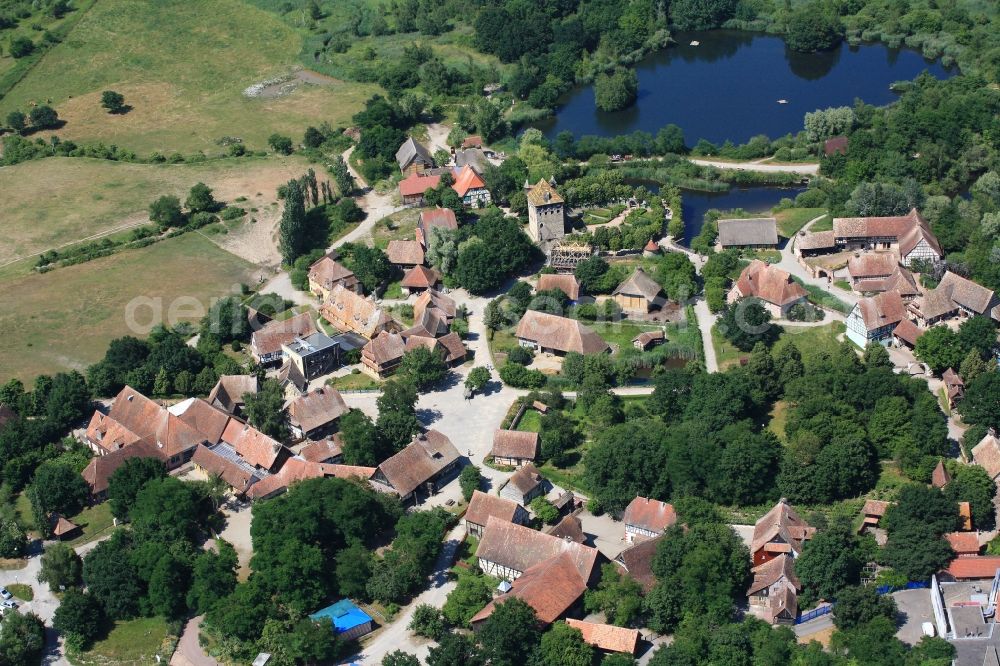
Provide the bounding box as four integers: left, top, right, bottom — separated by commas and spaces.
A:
245, 458, 375, 500
399, 173, 441, 197
208, 375, 258, 413
892, 319, 924, 346
747, 553, 800, 595
363, 331, 406, 367
462, 135, 483, 149
452, 165, 487, 198
946, 532, 981, 555
614, 534, 661, 593
537, 274, 581, 301
943, 368, 964, 388
437, 332, 466, 364
751, 499, 816, 557
623, 496, 677, 534
612, 268, 664, 303
514, 310, 609, 355
847, 253, 897, 280
526, 179, 564, 207
717, 218, 779, 247
862, 499, 890, 518
973, 431, 1000, 480
51, 515, 79, 537
492, 430, 539, 461
465, 490, 522, 528
322, 284, 398, 339
931, 459, 951, 490
401, 265, 440, 289
633, 330, 665, 347
95, 386, 206, 459
476, 516, 600, 581
375, 430, 461, 497
944, 556, 1000, 580
172, 398, 232, 444
221, 420, 286, 470
192, 444, 258, 492
852, 290, 907, 331
308, 254, 358, 292
252, 312, 318, 358
506, 463, 544, 496
546, 515, 585, 543
732, 260, 808, 307
288, 387, 349, 435
386, 240, 425, 266
938, 271, 996, 315
833, 209, 942, 258
797, 230, 836, 251
81, 439, 161, 495
644, 239, 660, 253
413, 289, 456, 322
471, 552, 587, 626
417, 208, 458, 245
299, 435, 343, 463
396, 137, 433, 170
85, 412, 141, 454
565, 619, 640, 655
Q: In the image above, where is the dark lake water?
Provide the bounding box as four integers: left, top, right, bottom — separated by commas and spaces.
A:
537, 30, 955, 145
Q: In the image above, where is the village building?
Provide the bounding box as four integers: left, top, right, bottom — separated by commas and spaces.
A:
499, 463, 546, 506
859, 499, 891, 535
717, 217, 779, 250
909, 271, 1000, 326
455, 147, 489, 173
461, 135, 483, 149
307, 253, 359, 301
207, 375, 258, 416
398, 172, 441, 206
622, 496, 677, 544
613, 268, 666, 315
416, 207, 458, 246
311, 600, 374, 641
643, 239, 660, 258
491, 429, 539, 467
413, 289, 456, 327
287, 387, 349, 440
750, 498, 816, 566
526, 179, 565, 244
464, 490, 529, 538
191, 444, 263, 498
941, 556, 1000, 581
82, 440, 161, 500
244, 458, 375, 501
400, 265, 441, 295
847, 255, 921, 297
471, 552, 589, 629
565, 619, 640, 656
632, 330, 665, 350
298, 435, 343, 464
832, 208, 943, 266
932, 459, 952, 489
281, 332, 341, 385
846, 290, 907, 348
892, 319, 925, 350
402, 303, 451, 339
947, 532, 983, 558
401, 332, 466, 368
972, 430, 1000, 481
546, 515, 586, 543
361, 331, 406, 378
943, 369, 965, 410
321, 284, 401, 340
216, 417, 289, 474
475, 516, 600, 583
51, 515, 81, 541
386, 240, 425, 269
370, 430, 461, 503
747, 554, 800, 625
796, 230, 837, 257
614, 535, 661, 593
960, 501, 973, 531
728, 260, 808, 318
515, 310, 610, 356
396, 137, 434, 175
537, 273, 582, 302
250, 312, 318, 365
452, 165, 491, 207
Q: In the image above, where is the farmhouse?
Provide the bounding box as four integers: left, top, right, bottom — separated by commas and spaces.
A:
386, 240, 425, 269
612, 268, 666, 315
972, 430, 1000, 481
471, 552, 589, 628
190, 444, 263, 497
796, 230, 837, 257
287, 387, 349, 440
399, 172, 441, 206
832, 208, 942, 266
396, 137, 434, 175
750, 498, 815, 566
299, 436, 343, 464
321, 284, 400, 339
622, 496, 676, 544
245, 458, 374, 501
565, 619, 640, 655
417, 207, 458, 246
207, 375, 258, 416
464, 490, 528, 538
451, 165, 491, 207
370, 430, 461, 503
403, 332, 466, 366
499, 463, 546, 506
717, 217, 779, 249
413, 289, 456, 326
400, 265, 441, 295
728, 260, 808, 318
847, 255, 920, 297
475, 516, 600, 582
747, 554, 800, 625
892, 319, 925, 350
82, 440, 161, 500
614, 535, 661, 593
491, 429, 540, 467
361, 331, 406, 378
526, 179, 565, 243
455, 147, 489, 173
537, 273, 582, 302
307, 253, 359, 301
515, 310, 609, 356
250, 312, 318, 365
909, 271, 1000, 326
846, 290, 907, 348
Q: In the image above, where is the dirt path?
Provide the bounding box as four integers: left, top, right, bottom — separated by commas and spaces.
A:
687, 157, 819, 175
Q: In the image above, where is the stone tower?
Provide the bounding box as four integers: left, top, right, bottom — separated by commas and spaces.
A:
526, 179, 565, 244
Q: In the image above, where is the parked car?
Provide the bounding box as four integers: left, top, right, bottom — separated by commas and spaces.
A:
0, 589, 10, 600
0, 601, 16, 609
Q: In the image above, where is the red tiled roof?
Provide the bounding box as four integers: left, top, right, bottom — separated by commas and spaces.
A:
944, 556, 1000, 579
288, 388, 349, 436
537, 274, 582, 301
452, 165, 486, 198
471, 552, 587, 626
476, 516, 600, 582
436, 332, 466, 364
401, 265, 440, 289
747, 553, 799, 595
363, 331, 406, 367
623, 496, 676, 534
51, 515, 79, 537
386, 240, 425, 266
751, 499, 815, 557
565, 619, 640, 655
172, 398, 232, 444
221, 420, 286, 470
251, 312, 318, 358
299, 435, 343, 463
461, 135, 483, 149
399, 173, 441, 197
852, 290, 907, 331
732, 260, 808, 307
308, 255, 358, 293
946, 532, 981, 555
892, 319, 924, 346
862, 499, 891, 518
81, 439, 162, 495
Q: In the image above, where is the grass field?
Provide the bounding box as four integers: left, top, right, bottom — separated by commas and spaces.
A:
0, 155, 311, 266
774, 208, 827, 237
7, 584, 33, 602
810, 215, 834, 232
65, 502, 116, 547
371, 209, 420, 250
0, 0, 376, 154
0, 233, 254, 381
778, 322, 847, 365
67, 616, 173, 666
515, 409, 542, 433
767, 400, 789, 443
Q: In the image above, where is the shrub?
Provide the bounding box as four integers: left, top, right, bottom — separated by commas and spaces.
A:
499, 363, 546, 389
507, 346, 535, 366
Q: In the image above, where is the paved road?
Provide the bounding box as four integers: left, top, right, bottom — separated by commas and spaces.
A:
688, 158, 820, 175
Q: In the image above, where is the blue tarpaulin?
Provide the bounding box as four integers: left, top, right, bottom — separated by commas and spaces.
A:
310, 600, 373, 634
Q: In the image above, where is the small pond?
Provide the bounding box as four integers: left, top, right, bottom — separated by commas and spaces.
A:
537, 30, 955, 145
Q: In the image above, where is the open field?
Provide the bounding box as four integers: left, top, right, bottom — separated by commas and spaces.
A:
774, 207, 827, 237
778, 322, 847, 365
0, 0, 376, 154
0, 155, 311, 266
0, 233, 254, 381
67, 616, 173, 666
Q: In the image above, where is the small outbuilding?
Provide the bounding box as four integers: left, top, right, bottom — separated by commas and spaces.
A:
310, 599, 374, 641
